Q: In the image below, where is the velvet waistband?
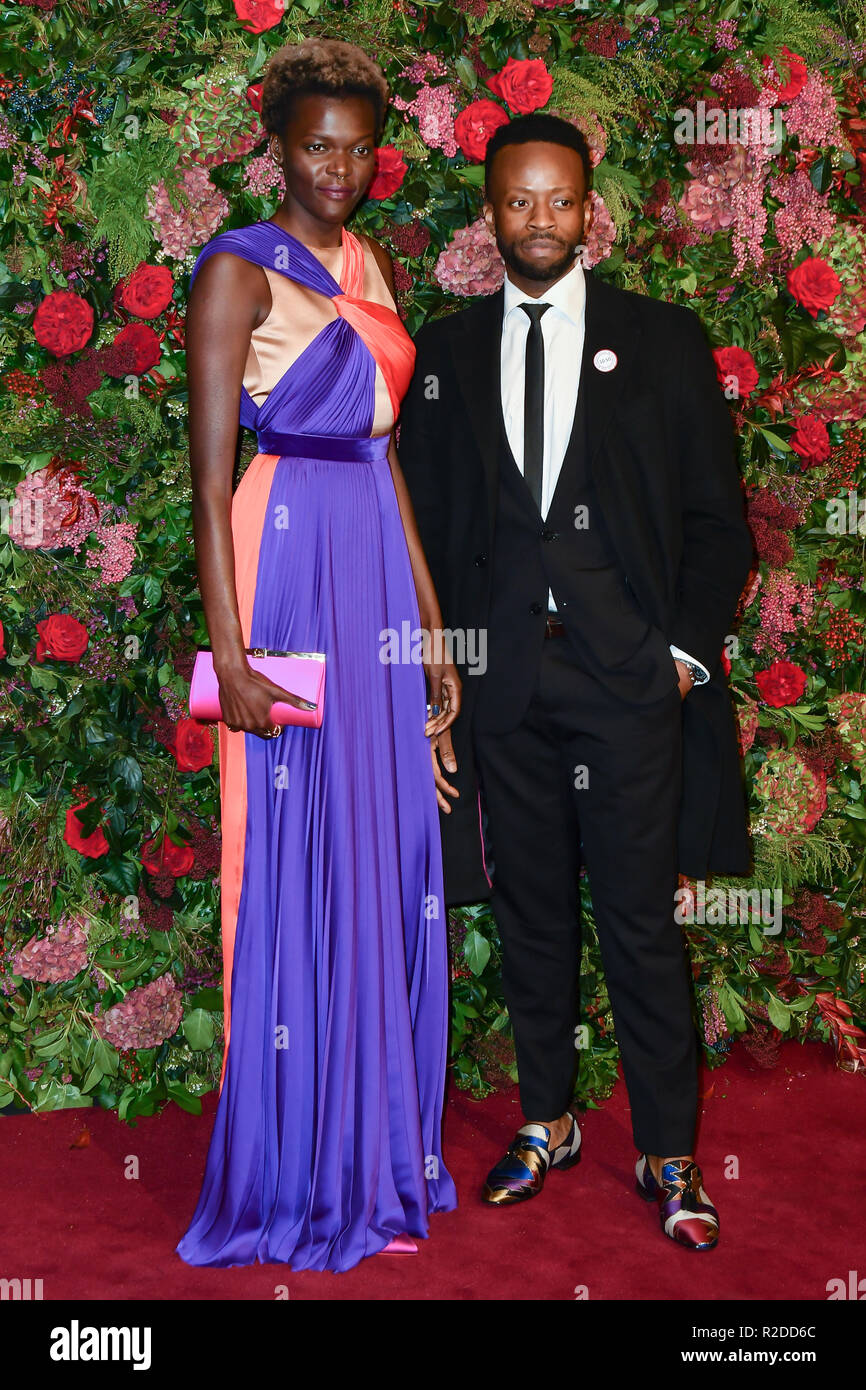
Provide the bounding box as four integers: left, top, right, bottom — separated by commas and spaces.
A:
256, 429, 391, 462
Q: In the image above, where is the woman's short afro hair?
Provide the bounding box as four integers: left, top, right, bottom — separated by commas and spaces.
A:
261, 38, 389, 142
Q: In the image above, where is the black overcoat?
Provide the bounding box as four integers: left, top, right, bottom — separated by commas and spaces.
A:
397, 270, 755, 905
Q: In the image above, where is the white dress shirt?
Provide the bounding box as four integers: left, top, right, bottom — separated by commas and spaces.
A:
499, 259, 708, 682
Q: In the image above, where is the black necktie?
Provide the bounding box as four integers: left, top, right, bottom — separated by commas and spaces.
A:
519, 301, 551, 513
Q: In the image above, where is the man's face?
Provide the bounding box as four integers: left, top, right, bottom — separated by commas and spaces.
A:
483, 140, 592, 285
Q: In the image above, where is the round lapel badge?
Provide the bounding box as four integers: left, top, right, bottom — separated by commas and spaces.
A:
593, 348, 618, 372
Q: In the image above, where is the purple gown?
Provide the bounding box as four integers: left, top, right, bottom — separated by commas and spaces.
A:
176, 220, 457, 1272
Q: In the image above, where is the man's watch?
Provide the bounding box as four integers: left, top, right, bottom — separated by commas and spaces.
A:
676, 658, 703, 688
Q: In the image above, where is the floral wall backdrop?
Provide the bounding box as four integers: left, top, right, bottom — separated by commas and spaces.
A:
1, 0, 865, 1119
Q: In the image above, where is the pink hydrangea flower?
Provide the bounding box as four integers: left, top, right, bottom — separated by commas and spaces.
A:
13, 918, 89, 983
393, 83, 458, 158
582, 190, 616, 266
95, 973, 183, 1051
146, 164, 230, 262
752, 569, 815, 655
679, 143, 753, 234
784, 70, 846, 148
7, 465, 100, 551
85, 520, 138, 584
434, 217, 505, 296
400, 53, 448, 84
769, 170, 836, 258
243, 154, 285, 198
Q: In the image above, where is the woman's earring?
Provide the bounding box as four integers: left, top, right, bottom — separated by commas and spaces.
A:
271, 143, 281, 167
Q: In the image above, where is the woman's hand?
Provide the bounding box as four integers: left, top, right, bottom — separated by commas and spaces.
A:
424, 655, 461, 813
424, 656, 461, 738
430, 731, 460, 813
217, 661, 316, 739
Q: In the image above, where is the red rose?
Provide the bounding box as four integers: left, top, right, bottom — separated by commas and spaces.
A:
110, 322, 162, 374
761, 47, 808, 104
173, 718, 215, 772
790, 413, 831, 465
367, 145, 407, 201
118, 263, 174, 319
786, 256, 842, 318
33, 290, 94, 357
454, 99, 509, 162
711, 345, 759, 398
35, 613, 89, 663
755, 659, 808, 707
721, 650, 731, 676
141, 834, 196, 878
488, 57, 553, 115
247, 84, 263, 113
64, 801, 110, 858
232, 0, 283, 33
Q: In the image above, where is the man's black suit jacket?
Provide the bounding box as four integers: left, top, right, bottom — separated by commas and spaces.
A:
397, 267, 755, 906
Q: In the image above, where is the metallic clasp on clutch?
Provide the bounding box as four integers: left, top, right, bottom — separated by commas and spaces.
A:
245, 647, 326, 660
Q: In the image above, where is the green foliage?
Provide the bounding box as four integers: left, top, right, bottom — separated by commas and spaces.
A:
87, 140, 180, 282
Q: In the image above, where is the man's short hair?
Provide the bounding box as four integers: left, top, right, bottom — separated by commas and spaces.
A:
484, 112, 593, 195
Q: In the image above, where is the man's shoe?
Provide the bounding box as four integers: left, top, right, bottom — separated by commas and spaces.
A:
482, 1114, 581, 1206
635, 1154, 719, 1250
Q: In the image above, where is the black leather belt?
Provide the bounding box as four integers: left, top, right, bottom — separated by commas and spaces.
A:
545, 614, 566, 638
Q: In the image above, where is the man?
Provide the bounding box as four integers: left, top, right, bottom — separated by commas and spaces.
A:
397, 113, 753, 1250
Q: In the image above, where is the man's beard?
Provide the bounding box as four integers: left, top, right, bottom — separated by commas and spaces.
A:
496, 232, 578, 282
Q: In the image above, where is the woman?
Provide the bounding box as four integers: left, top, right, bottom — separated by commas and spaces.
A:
176, 37, 460, 1272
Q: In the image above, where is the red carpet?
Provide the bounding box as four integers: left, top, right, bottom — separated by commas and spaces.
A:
2, 1039, 862, 1301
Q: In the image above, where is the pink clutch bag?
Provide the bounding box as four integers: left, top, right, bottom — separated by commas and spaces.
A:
189, 647, 326, 729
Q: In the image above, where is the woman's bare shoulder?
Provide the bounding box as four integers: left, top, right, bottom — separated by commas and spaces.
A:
357, 232, 395, 297
188, 250, 271, 331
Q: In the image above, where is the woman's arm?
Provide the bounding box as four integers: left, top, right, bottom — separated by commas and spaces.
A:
187, 252, 262, 673
187, 252, 313, 734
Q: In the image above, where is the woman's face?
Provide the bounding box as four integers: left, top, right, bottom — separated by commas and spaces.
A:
272, 93, 379, 227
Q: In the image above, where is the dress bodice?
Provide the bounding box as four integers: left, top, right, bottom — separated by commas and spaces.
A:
243, 261, 395, 437
189, 221, 416, 446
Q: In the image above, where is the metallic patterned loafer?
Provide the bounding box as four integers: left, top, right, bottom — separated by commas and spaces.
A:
635, 1154, 719, 1250
482, 1115, 581, 1206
